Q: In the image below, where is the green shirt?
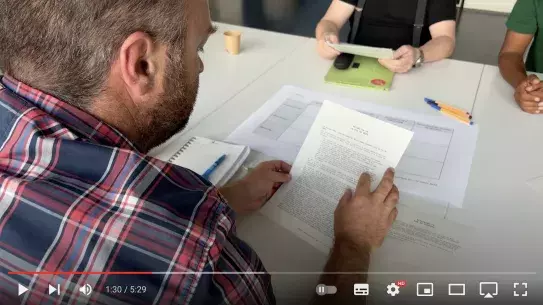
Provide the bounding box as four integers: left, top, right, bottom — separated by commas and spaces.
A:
507, 0, 543, 72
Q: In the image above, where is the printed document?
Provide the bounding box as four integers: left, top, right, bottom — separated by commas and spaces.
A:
263, 201, 472, 254
327, 41, 394, 59
227, 86, 479, 208
261, 101, 413, 252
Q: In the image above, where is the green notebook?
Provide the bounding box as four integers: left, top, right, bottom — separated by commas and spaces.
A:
325, 55, 394, 91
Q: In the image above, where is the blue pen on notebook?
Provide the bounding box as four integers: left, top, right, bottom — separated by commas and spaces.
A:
202, 154, 226, 179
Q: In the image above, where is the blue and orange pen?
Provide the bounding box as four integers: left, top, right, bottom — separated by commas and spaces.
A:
426, 100, 474, 126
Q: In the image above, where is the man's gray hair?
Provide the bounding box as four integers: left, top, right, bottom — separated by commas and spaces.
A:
0, 0, 187, 109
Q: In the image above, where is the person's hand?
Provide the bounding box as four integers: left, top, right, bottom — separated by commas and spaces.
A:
334, 168, 399, 249
317, 32, 341, 60
514, 74, 543, 114
220, 160, 292, 215
378, 45, 419, 73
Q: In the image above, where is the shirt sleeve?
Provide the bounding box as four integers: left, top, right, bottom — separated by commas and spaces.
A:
340, 0, 359, 6
506, 0, 538, 34
427, 0, 457, 26
191, 228, 276, 305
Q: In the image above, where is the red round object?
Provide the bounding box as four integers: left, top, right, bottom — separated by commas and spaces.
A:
371, 79, 386, 86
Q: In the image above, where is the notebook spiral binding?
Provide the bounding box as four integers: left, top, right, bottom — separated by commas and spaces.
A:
168, 137, 196, 163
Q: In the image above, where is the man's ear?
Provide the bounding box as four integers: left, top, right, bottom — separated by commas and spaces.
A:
118, 32, 159, 100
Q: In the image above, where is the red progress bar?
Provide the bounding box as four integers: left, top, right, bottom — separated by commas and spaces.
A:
8, 271, 155, 275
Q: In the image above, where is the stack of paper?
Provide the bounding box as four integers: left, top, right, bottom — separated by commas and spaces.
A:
261, 101, 414, 251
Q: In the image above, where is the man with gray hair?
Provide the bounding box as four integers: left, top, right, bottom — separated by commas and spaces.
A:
0, 1, 399, 304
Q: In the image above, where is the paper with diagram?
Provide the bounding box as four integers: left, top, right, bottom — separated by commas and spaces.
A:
226, 86, 479, 208
260, 101, 413, 252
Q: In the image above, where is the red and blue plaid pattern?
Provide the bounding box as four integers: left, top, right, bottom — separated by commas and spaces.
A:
0, 75, 275, 305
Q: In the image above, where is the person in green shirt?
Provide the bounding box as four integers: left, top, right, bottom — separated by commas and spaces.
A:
499, 0, 543, 114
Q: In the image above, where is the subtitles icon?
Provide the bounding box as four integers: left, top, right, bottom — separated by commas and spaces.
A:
479, 282, 498, 299
353, 284, 369, 296
448, 283, 466, 296
417, 283, 434, 297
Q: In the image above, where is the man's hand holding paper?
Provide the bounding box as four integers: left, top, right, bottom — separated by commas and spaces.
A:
335, 168, 400, 250
378, 45, 419, 73
261, 101, 414, 252
221, 160, 292, 215
318, 32, 342, 59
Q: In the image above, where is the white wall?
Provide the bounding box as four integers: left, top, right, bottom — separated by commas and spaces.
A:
464, 0, 516, 13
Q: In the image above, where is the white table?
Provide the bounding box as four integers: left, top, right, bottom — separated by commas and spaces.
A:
445, 65, 543, 293
159, 38, 485, 215
205, 37, 483, 113
236, 65, 543, 303
188, 23, 308, 129
154, 38, 484, 162
154, 29, 511, 303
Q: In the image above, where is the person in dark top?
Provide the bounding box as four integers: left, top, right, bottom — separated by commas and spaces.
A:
316, 0, 457, 73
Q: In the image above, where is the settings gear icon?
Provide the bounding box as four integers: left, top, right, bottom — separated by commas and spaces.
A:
387, 283, 400, 296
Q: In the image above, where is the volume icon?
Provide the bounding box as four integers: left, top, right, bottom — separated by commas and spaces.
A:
79, 284, 92, 296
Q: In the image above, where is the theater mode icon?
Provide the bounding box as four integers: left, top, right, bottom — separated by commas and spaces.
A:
448, 283, 466, 296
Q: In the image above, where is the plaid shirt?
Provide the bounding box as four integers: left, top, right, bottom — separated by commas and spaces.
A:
0, 75, 274, 305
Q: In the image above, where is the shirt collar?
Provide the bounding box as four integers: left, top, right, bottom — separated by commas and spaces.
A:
1, 74, 139, 152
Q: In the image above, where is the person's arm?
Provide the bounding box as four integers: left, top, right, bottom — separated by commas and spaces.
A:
420, 0, 458, 62
420, 20, 456, 62
312, 238, 370, 305
315, 0, 356, 59
498, 30, 543, 114
499, 0, 538, 89
378, 20, 455, 73
499, 30, 534, 88
379, 0, 457, 73
497, 0, 543, 114
311, 168, 399, 304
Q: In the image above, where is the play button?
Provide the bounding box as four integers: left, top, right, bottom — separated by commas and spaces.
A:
18, 283, 28, 296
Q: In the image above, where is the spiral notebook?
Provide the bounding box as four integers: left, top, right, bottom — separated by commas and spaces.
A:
168, 137, 250, 186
